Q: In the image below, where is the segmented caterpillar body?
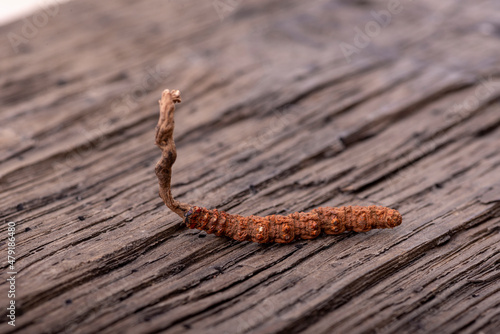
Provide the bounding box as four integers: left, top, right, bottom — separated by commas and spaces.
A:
154, 89, 403, 244
185, 205, 402, 243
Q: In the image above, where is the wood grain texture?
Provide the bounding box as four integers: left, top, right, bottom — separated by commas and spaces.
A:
0, 0, 499, 333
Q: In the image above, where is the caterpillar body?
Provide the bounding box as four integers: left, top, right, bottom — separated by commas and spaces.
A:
154, 89, 403, 244
185, 205, 402, 243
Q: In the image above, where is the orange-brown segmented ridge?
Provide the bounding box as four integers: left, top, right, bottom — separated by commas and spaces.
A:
184, 205, 402, 243
155, 89, 403, 243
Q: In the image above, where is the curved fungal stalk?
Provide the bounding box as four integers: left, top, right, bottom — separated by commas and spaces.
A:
155, 89, 192, 218
155, 89, 402, 243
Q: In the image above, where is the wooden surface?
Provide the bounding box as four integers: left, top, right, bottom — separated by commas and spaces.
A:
1, 0, 500, 333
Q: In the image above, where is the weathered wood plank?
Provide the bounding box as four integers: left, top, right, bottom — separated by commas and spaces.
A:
1, 0, 499, 333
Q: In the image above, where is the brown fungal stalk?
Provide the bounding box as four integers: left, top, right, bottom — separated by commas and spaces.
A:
155, 89, 402, 243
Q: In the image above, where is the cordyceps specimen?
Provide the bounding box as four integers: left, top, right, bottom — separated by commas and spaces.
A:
155, 89, 402, 243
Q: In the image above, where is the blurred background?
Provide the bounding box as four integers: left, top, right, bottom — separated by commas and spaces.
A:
0, 0, 71, 25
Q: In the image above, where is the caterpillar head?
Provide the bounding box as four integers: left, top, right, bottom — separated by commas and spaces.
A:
184, 206, 201, 228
